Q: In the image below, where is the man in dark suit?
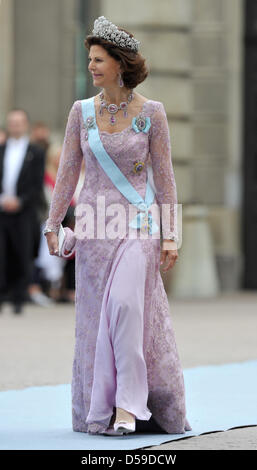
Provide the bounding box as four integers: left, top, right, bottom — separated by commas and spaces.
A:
0, 109, 45, 313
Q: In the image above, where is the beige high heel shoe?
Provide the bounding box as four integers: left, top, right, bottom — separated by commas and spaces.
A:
101, 409, 124, 436
114, 408, 136, 434
113, 420, 136, 434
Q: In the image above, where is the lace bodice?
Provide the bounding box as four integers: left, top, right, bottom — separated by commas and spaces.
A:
45, 98, 178, 241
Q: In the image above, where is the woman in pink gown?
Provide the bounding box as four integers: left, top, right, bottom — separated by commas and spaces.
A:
44, 16, 191, 436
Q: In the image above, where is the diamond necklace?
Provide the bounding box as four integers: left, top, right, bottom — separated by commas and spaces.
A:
99, 90, 135, 125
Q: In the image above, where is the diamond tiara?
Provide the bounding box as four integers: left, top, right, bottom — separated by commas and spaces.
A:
92, 16, 140, 53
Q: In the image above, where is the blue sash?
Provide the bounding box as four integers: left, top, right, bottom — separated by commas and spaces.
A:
81, 97, 159, 235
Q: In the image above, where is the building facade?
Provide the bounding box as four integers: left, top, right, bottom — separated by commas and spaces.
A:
1, 0, 254, 294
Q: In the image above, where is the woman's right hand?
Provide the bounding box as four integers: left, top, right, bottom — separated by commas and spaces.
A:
45, 232, 59, 256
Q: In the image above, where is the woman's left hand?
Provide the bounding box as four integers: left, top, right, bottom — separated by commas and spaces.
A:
160, 240, 178, 272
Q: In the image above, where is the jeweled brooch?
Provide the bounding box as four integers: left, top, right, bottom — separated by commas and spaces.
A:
133, 161, 145, 174
84, 116, 96, 140
141, 212, 152, 234
132, 114, 151, 133
85, 116, 95, 129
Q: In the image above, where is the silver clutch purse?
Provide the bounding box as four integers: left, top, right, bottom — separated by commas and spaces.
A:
58, 224, 66, 256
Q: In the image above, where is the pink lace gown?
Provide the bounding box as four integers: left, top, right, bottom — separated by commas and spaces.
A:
45, 98, 192, 435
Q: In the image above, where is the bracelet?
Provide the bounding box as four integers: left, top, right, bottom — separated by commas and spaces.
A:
162, 235, 178, 243
43, 227, 59, 236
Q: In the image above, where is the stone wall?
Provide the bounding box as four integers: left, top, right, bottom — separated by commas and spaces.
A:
12, 0, 77, 129
0, 0, 14, 124
0, 0, 244, 291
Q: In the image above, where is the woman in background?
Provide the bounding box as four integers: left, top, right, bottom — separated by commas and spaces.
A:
34, 143, 79, 302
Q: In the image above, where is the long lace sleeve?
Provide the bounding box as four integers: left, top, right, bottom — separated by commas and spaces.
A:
149, 101, 178, 242
44, 100, 83, 232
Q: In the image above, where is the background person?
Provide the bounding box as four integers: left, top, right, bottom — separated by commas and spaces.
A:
0, 109, 45, 313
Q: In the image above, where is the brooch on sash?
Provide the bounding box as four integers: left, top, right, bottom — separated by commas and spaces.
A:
132, 114, 151, 134
84, 116, 96, 140
141, 212, 153, 234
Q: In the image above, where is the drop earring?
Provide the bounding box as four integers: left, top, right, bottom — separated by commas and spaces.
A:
118, 72, 124, 88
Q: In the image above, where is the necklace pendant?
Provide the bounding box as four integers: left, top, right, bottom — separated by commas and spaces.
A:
99, 90, 134, 126
108, 103, 118, 114
120, 102, 128, 118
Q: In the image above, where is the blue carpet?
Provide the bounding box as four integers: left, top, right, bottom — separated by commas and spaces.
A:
0, 359, 256, 450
